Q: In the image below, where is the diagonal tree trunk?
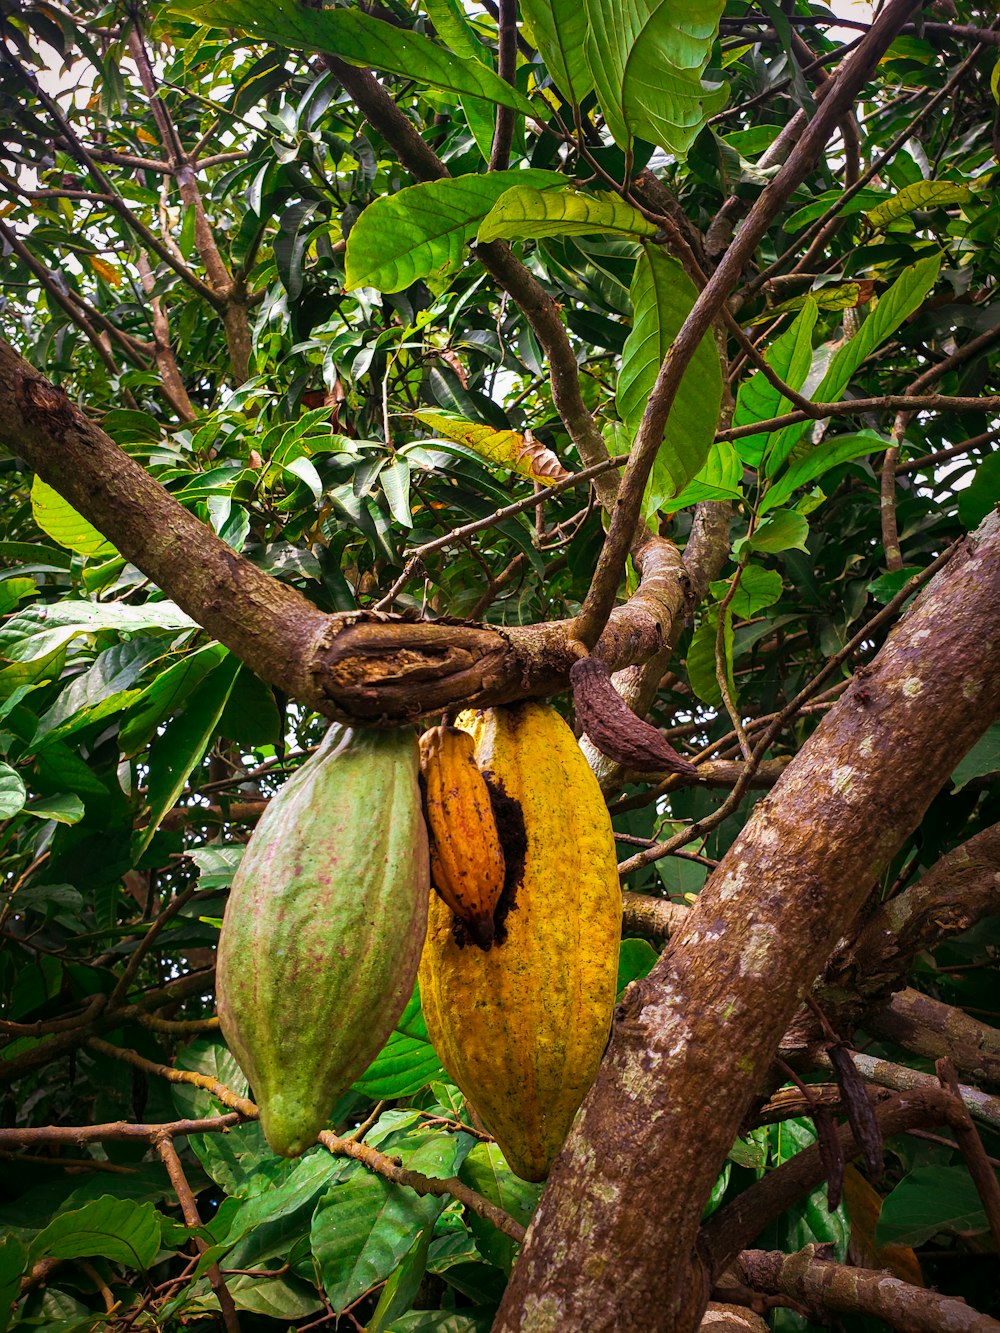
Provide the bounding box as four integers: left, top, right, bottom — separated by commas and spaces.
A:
495, 510, 1000, 1332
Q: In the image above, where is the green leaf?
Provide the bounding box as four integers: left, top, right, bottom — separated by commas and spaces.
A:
384, 1313, 493, 1332
617, 938, 659, 996
620, 2, 728, 155
814, 255, 941, 404
0, 1234, 26, 1333
458, 1143, 541, 1274
133, 653, 241, 861
311, 1141, 461, 1313
420, 0, 489, 64
876, 1165, 990, 1247
0, 599, 195, 693
172, 0, 536, 113
686, 604, 734, 709
585, 0, 727, 154
709, 566, 783, 618
667, 441, 743, 510
477, 186, 658, 245
958, 449, 1000, 531
28, 1196, 162, 1270
759, 430, 885, 515
617, 245, 723, 503
415, 410, 572, 483
225, 1273, 324, 1319
767, 256, 941, 475
745, 510, 809, 554
30, 478, 116, 556
0, 577, 38, 615
345, 171, 563, 293
867, 566, 922, 605
24, 793, 86, 825
381, 458, 413, 529
951, 723, 1000, 791
367, 1226, 432, 1332
0, 762, 26, 819
865, 181, 972, 229
731, 298, 818, 468
120, 643, 229, 757
519, 0, 594, 104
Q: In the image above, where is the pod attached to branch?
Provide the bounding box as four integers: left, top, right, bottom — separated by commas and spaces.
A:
570, 655, 698, 776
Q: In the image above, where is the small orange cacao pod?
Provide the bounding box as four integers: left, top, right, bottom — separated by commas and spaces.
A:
419, 724, 505, 950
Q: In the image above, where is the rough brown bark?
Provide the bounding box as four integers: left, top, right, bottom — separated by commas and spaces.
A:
739, 1246, 1000, 1332
868, 988, 1000, 1087
496, 510, 1000, 1333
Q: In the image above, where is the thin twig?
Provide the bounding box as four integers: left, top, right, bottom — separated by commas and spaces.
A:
155, 1135, 241, 1333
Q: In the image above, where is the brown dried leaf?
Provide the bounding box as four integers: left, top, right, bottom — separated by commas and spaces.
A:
415, 409, 572, 484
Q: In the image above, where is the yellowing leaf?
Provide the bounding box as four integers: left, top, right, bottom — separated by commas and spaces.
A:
30, 478, 117, 557
865, 181, 972, 229
136, 126, 159, 144
88, 255, 120, 286
415, 410, 572, 483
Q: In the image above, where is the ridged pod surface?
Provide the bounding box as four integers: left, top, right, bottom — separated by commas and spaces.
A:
419, 724, 505, 950
217, 724, 429, 1158
418, 702, 621, 1181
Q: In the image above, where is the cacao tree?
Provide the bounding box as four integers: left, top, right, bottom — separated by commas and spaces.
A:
2, 0, 1000, 1329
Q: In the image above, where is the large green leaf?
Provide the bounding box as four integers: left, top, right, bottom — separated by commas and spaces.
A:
584, 0, 727, 154
766, 256, 941, 475
667, 440, 743, 510
616, 244, 723, 504
353, 988, 444, 1099
132, 652, 241, 860
0, 600, 197, 691
345, 171, 562, 293
28, 1196, 162, 1270
172, 0, 536, 113
519, 0, 594, 104
478, 185, 657, 245
958, 449, 1000, 531
459, 1143, 542, 1274
876, 1166, 989, 1247
420, 0, 489, 64
311, 1134, 468, 1313
0, 762, 26, 819
119, 642, 229, 757
0, 1235, 26, 1333
759, 430, 886, 515
951, 723, 1000, 791
731, 298, 818, 467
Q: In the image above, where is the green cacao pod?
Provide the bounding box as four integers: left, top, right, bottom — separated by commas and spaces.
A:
419, 724, 505, 950
217, 724, 429, 1158
418, 702, 621, 1181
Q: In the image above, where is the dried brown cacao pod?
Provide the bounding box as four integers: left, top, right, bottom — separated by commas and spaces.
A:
570, 656, 698, 776
829, 1043, 884, 1179
813, 1103, 845, 1211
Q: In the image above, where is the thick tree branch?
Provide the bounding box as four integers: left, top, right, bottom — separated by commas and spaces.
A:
738, 1245, 1000, 1332
497, 507, 1000, 1331
0, 342, 689, 719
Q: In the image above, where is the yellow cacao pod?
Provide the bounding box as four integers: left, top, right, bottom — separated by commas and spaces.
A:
419, 724, 505, 950
418, 701, 621, 1181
